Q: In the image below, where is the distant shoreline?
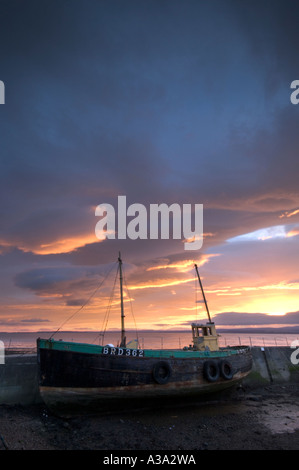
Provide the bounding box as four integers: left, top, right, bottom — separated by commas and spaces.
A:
0, 327, 299, 335
217, 327, 299, 335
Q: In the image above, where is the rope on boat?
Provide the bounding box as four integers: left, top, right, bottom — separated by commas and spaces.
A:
93, 263, 120, 345
123, 266, 139, 346
93, 261, 139, 346
49, 261, 117, 340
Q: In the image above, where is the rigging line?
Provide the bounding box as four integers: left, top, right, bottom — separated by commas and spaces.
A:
123, 267, 139, 344
195, 272, 198, 321
193, 258, 198, 322
94, 264, 119, 345
49, 261, 117, 340
102, 264, 119, 337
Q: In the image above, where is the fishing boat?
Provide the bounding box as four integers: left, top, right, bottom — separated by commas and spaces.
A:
37, 254, 252, 412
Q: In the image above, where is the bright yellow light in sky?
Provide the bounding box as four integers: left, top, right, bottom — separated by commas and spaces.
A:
206, 285, 299, 316
227, 294, 299, 316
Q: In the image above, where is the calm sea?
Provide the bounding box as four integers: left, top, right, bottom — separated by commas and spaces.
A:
0, 330, 298, 350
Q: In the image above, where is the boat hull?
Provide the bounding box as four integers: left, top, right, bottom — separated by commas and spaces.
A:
37, 339, 252, 413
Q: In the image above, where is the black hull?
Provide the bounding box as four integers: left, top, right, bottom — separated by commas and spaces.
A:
38, 341, 252, 412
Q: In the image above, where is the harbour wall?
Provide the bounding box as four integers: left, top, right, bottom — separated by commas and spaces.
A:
243, 346, 299, 388
0, 354, 41, 405
0, 347, 298, 406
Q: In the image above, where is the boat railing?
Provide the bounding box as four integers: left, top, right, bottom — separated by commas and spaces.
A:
137, 334, 299, 350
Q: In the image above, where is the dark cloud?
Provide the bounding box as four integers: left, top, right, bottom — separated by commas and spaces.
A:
179, 311, 299, 327
214, 311, 299, 325
20, 318, 50, 323
14, 263, 117, 298
1, 1, 299, 329
65, 299, 87, 307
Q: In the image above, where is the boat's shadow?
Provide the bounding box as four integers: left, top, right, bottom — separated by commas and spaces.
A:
46, 384, 243, 419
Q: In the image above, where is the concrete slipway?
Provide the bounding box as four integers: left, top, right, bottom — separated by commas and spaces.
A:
0, 347, 298, 406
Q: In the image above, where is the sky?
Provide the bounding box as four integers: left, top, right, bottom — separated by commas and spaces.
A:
0, 0, 299, 334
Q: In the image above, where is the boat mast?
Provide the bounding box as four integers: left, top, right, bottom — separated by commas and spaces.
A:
194, 264, 212, 323
118, 252, 126, 347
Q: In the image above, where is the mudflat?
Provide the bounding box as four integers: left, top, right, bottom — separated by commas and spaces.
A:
0, 383, 298, 451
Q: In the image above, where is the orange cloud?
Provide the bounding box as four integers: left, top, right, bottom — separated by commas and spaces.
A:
147, 254, 219, 273
279, 208, 299, 219
0, 233, 99, 255
286, 229, 299, 238
37, 234, 99, 254
207, 281, 299, 295
129, 277, 195, 290
147, 260, 195, 272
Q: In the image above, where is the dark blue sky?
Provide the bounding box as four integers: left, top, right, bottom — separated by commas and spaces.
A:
0, 0, 299, 332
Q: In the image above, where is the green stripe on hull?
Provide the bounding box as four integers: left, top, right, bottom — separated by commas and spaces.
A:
37, 338, 240, 359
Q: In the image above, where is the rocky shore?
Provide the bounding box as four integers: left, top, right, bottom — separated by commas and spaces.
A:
0, 383, 298, 451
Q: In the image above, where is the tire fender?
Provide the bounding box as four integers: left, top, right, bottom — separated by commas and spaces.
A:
203, 360, 220, 382
220, 360, 234, 380
152, 361, 172, 384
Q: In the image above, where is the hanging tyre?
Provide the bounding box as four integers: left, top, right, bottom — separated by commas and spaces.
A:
220, 360, 233, 380
203, 360, 220, 382
152, 361, 172, 384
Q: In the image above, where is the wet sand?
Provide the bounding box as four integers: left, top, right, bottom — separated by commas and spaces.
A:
0, 383, 298, 451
